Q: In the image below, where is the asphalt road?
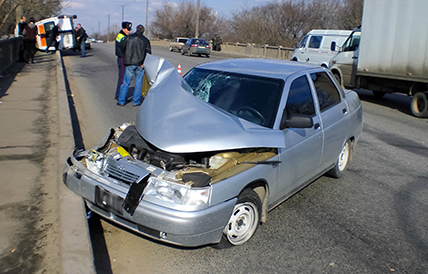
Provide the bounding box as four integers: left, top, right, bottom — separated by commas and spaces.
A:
62, 43, 428, 274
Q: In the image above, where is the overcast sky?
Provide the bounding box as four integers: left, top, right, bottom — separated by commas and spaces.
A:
61, 0, 269, 35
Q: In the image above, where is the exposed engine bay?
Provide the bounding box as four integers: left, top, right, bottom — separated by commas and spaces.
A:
80, 123, 278, 188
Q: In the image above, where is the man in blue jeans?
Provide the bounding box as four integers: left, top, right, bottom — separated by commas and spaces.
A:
117, 24, 151, 106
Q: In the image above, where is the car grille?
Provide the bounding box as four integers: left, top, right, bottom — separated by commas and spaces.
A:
105, 157, 141, 184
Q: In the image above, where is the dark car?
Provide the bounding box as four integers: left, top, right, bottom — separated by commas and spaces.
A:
181, 38, 211, 57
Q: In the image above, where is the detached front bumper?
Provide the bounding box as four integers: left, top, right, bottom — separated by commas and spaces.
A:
62, 149, 236, 247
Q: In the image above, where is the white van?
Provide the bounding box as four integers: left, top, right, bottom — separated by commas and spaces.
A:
291, 29, 352, 68
35, 15, 77, 51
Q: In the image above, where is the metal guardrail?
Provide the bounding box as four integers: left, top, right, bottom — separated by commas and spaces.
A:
0, 36, 21, 75
150, 39, 295, 60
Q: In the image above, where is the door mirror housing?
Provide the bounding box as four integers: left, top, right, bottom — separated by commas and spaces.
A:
330, 41, 337, 51
280, 113, 314, 130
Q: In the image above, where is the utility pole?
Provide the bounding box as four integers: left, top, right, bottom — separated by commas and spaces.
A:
146, 0, 149, 35
107, 15, 110, 42
122, 6, 124, 22
195, 0, 200, 38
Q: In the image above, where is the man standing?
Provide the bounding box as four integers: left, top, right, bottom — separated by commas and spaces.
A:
115, 21, 132, 100
15, 16, 26, 62
47, 23, 60, 54
23, 17, 38, 63
117, 24, 151, 106
76, 23, 87, 57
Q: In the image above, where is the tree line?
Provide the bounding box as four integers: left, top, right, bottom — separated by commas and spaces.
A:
0, 0, 62, 36
151, 0, 363, 47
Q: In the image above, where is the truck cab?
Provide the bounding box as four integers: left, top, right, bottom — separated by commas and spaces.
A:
329, 28, 361, 88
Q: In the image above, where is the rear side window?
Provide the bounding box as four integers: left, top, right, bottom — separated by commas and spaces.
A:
308, 36, 322, 49
285, 76, 315, 117
178, 38, 188, 43
310, 72, 341, 112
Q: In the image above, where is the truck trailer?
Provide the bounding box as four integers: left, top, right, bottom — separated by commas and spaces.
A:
329, 0, 428, 117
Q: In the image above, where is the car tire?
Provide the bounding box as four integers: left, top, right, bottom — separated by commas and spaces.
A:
181, 49, 185, 55
410, 92, 428, 118
169, 46, 173, 52
206, 55, 210, 58
327, 140, 351, 178
373, 91, 386, 98
214, 188, 261, 249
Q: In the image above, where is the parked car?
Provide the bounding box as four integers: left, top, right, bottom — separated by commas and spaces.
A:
169, 37, 188, 52
63, 56, 363, 248
181, 38, 211, 57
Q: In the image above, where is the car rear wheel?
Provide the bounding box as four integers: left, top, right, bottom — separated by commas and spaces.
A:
214, 188, 261, 249
327, 140, 351, 178
206, 54, 210, 58
181, 49, 185, 55
169, 46, 173, 51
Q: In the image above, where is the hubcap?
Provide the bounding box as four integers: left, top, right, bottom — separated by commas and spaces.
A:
224, 202, 258, 245
338, 142, 350, 171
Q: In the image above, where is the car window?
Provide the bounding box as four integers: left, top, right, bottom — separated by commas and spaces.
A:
179, 38, 188, 43
310, 72, 341, 112
308, 36, 322, 49
285, 76, 315, 118
297, 36, 308, 48
342, 31, 360, 52
184, 68, 284, 128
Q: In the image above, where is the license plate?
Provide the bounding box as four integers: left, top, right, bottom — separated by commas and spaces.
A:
198, 46, 205, 49
95, 186, 124, 216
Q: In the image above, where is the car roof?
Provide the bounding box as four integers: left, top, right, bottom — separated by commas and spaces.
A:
195, 59, 322, 80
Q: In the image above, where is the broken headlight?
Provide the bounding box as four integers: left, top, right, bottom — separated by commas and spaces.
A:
143, 177, 211, 208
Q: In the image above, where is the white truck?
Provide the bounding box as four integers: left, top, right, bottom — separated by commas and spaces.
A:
35, 15, 77, 51
329, 0, 428, 117
291, 29, 352, 68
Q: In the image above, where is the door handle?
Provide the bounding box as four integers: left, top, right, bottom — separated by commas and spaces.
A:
342, 108, 348, 114
314, 123, 320, 130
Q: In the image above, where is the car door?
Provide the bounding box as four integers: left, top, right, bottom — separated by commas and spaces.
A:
271, 74, 323, 205
332, 31, 360, 87
309, 71, 350, 173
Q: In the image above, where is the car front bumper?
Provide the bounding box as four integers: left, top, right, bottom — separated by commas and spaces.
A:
63, 149, 237, 247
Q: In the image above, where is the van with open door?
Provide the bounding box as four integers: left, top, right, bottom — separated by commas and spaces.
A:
35, 15, 77, 51
291, 29, 352, 68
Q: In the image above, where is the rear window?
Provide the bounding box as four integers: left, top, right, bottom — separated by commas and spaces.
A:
184, 68, 284, 128
191, 39, 209, 45
178, 38, 188, 43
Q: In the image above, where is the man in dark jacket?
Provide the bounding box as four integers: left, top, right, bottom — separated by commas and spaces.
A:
117, 24, 151, 106
47, 23, 60, 53
76, 23, 87, 57
114, 21, 132, 100
23, 17, 38, 63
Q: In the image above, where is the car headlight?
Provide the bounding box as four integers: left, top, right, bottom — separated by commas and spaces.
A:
143, 177, 211, 206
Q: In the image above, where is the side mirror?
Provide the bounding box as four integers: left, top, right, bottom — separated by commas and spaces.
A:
280, 113, 314, 130
330, 41, 336, 51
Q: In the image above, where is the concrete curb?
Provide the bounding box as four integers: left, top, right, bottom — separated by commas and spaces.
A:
56, 51, 96, 274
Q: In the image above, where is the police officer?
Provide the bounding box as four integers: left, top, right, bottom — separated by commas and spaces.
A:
115, 22, 132, 100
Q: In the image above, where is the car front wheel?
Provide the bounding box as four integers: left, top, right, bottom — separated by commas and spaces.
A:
214, 188, 261, 248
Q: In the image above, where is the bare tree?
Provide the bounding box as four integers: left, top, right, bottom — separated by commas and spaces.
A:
151, 0, 226, 40
337, 0, 364, 29
0, 0, 62, 35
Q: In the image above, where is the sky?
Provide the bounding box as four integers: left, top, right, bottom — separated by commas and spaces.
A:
61, 0, 269, 36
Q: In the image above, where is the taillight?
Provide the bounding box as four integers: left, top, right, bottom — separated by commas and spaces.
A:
206, 45, 211, 48
191, 44, 198, 47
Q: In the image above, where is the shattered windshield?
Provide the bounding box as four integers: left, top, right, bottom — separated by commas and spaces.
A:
184, 68, 284, 128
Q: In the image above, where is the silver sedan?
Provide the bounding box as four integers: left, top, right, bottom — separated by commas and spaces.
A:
63, 56, 363, 248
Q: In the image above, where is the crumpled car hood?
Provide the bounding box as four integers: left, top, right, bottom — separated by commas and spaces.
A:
135, 54, 285, 153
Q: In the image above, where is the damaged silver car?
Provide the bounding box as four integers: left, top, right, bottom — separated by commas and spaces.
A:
63, 55, 363, 248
